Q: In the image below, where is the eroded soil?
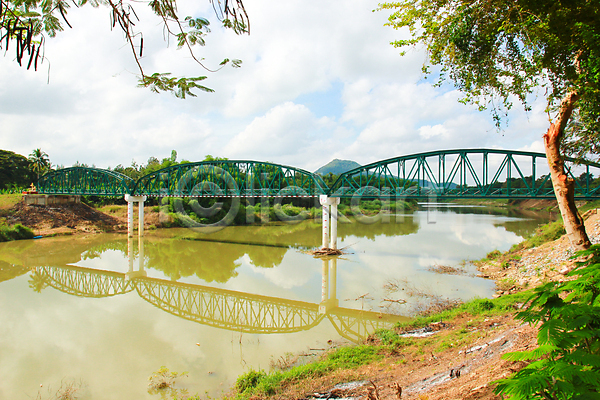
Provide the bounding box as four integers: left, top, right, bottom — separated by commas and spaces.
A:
2, 201, 161, 236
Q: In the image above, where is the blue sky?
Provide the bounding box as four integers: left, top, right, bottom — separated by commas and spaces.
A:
0, 0, 551, 172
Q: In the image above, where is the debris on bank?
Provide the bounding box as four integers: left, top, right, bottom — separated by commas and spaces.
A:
400, 322, 447, 338
309, 380, 369, 399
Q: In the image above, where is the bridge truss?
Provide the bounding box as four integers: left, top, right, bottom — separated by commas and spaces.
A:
329, 149, 600, 199
135, 276, 325, 334
36, 265, 135, 297
36, 167, 135, 196
34, 150, 600, 200
131, 160, 329, 197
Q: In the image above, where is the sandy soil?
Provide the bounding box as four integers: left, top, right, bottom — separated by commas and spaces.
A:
260, 312, 538, 400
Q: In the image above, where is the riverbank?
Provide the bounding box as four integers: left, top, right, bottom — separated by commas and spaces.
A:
2, 194, 597, 398
222, 209, 600, 400
0, 196, 419, 237
0, 195, 558, 239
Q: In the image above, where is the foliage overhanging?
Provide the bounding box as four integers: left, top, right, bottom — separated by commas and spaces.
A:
0, 0, 249, 97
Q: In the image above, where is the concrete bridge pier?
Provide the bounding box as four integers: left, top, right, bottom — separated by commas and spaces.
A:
124, 195, 147, 237
320, 195, 341, 250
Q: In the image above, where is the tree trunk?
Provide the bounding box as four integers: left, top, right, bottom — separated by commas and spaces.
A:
544, 90, 591, 251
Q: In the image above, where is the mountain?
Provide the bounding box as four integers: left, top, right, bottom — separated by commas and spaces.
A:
315, 159, 361, 175
411, 179, 458, 189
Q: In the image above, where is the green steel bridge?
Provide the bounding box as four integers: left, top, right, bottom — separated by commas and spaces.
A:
35, 149, 600, 199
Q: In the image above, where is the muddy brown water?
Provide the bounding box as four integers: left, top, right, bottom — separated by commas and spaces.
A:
0, 205, 553, 399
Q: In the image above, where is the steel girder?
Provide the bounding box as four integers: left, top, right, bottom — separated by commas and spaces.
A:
328, 149, 600, 199
36, 167, 135, 196
131, 160, 329, 197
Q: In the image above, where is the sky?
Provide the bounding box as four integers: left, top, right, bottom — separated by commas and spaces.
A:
0, 0, 552, 173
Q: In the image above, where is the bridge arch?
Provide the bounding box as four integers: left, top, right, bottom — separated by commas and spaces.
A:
36, 167, 135, 196
131, 160, 329, 197
327, 149, 600, 199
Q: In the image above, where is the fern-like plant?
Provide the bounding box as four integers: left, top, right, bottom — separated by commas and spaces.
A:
494, 245, 600, 399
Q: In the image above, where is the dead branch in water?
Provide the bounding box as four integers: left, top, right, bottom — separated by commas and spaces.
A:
383, 298, 407, 304
309, 247, 343, 256
306, 243, 354, 257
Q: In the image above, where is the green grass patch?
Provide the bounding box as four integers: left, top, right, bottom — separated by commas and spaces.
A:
233, 345, 384, 397
0, 223, 34, 242
396, 291, 533, 331
579, 200, 600, 213
510, 220, 565, 252
374, 329, 415, 348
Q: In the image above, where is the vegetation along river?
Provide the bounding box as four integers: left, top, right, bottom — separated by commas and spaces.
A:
0, 204, 553, 399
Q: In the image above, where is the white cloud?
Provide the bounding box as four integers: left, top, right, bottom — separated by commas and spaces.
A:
224, 102, 334, 167
419, 124, 446, 139
0, 0, 550, 172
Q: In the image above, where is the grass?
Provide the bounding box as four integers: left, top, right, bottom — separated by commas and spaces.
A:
368, 293, 535, 370
233, 345, 385, 398
579, 199, 600, 213
511, 219, 565, 251
0, 193, 21, 210
395, 291, 532, 332
98, 204, 127, 216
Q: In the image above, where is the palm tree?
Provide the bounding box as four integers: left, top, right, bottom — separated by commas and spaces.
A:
28, 148, 50, 180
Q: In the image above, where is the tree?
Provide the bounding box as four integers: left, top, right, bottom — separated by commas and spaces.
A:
0, 0, 249, 97
28, 148, 50, 179
380, 0, 600, 250
0, 149, 33, 189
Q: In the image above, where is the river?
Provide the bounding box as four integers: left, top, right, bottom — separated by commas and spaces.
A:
0, 205, 553, 399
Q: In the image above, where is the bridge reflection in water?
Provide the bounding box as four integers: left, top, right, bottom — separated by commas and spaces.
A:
33, 237, 407, 343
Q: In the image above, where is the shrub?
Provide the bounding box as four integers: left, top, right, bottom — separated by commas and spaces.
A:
494, 245, 600, 399
511, 220, 566, 252
235, 369, 267, 394
0, 223, 34, 242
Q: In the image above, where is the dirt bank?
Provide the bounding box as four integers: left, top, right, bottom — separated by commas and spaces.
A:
477, 209, 600, 291
2, 201, 161, 236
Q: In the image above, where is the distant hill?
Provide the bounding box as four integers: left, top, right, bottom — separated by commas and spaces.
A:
315, 159, 361, 175
411, 179, 458, 189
